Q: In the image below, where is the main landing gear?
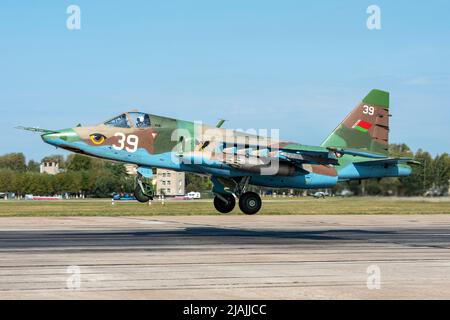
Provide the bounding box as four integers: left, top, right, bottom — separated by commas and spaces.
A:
134, 173, 154, 203
213, 177, 262, 215
238, 191, 262, 215
213, 193, 235, 214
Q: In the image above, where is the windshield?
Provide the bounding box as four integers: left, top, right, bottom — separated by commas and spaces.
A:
104, 114, 130, 128
128, 112, 151, 128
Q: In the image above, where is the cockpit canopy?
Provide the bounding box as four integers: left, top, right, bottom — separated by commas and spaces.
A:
104, 112, 151, 128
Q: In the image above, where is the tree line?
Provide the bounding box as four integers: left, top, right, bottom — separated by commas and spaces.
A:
0, 144, 449, 198
0, 153, 135, 198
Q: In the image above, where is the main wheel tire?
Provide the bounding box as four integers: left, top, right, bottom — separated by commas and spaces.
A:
239, 192, 262, 215
213, 194, 236, 214
134, 184, 150, 203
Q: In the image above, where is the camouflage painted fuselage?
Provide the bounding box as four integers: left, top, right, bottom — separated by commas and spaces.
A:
41, 117, 335, 189
39, 90, 412, 192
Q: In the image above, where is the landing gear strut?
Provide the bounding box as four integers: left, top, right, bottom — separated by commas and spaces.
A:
134, 173, 154, 203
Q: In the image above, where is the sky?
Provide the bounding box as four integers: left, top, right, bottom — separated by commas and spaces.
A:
0, 0, 449, 161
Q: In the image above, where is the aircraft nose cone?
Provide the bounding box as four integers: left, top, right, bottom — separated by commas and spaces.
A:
41, 132, 58, 143
41, 129, 79, 146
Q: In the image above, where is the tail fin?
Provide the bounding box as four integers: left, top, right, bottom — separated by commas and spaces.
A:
321, 89, 390, 156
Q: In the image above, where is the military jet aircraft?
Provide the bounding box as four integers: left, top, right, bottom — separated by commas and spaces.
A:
18, 89, 417, 215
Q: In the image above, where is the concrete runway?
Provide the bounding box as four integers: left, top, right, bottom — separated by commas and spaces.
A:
1, 215, 450, 299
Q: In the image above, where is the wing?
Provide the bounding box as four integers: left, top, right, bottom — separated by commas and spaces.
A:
220, 141, 340, 166
326, 147, 388, 159
278, 146, 339, 166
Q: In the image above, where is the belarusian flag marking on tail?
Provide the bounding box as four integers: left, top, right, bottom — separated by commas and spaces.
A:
352, 120, 372, 133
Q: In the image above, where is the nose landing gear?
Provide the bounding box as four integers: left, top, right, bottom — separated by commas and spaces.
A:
134, 173, 154, 203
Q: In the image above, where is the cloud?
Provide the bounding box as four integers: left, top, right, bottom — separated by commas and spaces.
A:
402, 74, 450, 87
403, 76, 432, 86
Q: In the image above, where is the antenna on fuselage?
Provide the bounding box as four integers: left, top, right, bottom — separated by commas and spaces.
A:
215, 119, 226, 128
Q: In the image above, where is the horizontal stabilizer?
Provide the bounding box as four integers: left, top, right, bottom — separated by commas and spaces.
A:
326, 147, 388, 159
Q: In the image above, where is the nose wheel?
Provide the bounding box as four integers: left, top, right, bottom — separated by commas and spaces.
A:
238, 192, 262, 215
134, 174, 154, 203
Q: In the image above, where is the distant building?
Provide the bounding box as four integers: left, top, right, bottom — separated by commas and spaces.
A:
40, 161, 60, 175
156, 169, 185, 196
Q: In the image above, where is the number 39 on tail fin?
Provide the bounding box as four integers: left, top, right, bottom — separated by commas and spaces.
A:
321, 89, 390, 157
